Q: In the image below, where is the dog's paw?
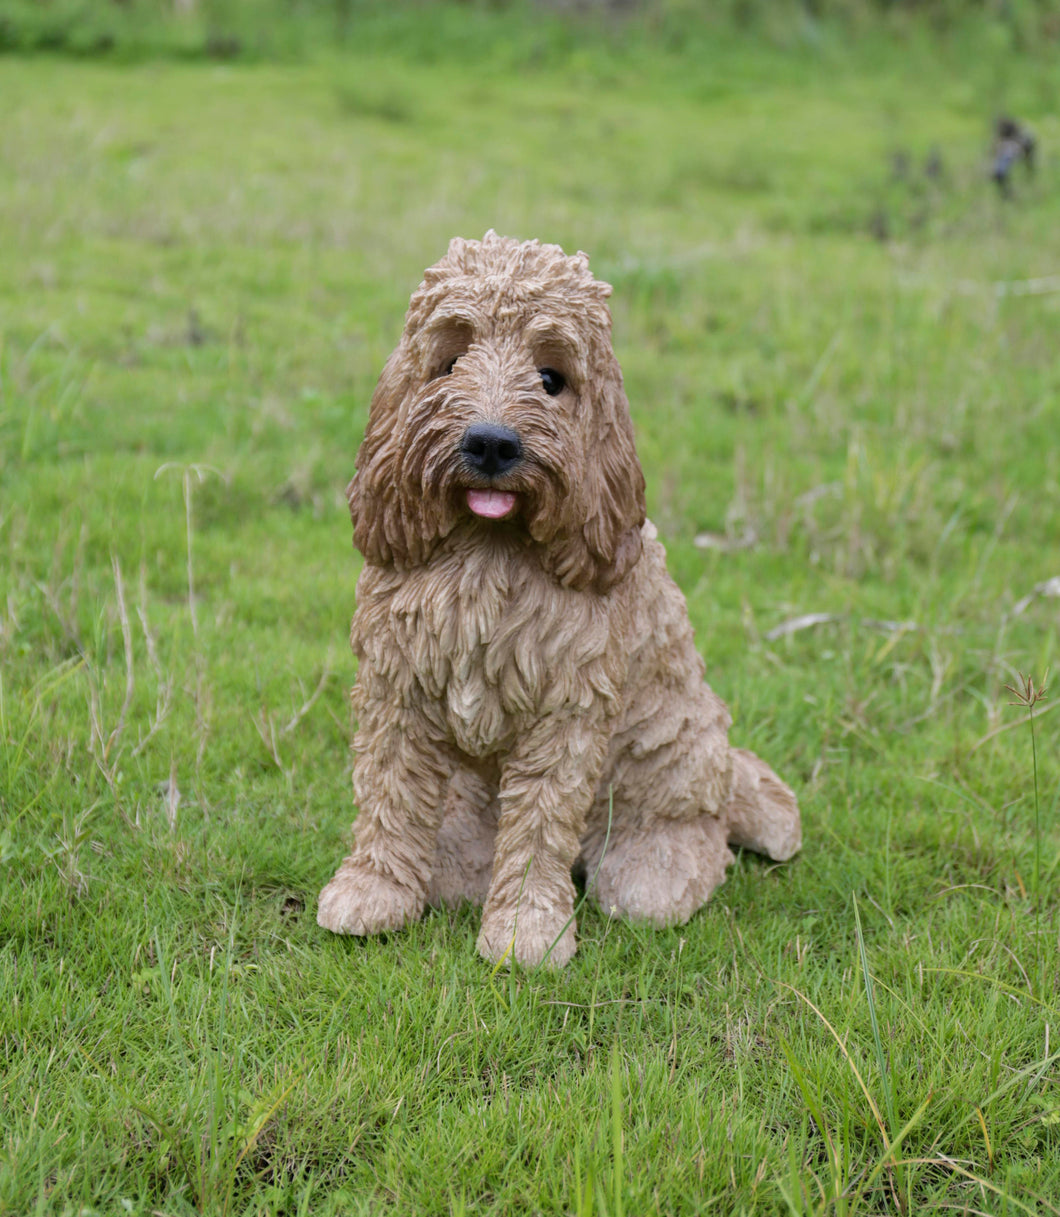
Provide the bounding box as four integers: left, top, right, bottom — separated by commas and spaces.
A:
591, 816, 733, 927
317, 863, 424, 936
477, 904, 577, 969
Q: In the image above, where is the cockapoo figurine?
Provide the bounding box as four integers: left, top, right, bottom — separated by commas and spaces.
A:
318, 232, 800, 967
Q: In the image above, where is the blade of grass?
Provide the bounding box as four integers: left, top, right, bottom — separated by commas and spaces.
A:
852, 894, 894, 1130
542, 786, 615, 969
775, 980, 889, 1146
610, 1041, 624, 1217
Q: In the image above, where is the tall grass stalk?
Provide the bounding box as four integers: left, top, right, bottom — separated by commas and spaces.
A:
853, 893, 906, 1214
542, 787, 614, 969
609, 1041, 624, 1217
1004, 673, 1049, 993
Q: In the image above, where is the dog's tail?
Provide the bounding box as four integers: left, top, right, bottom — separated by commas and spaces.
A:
725, 748, 801, 861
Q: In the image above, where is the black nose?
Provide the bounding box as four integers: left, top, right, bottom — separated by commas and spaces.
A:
460, 423, 523, 477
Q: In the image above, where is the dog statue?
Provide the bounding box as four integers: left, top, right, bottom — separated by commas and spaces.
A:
318, 233, 801, 967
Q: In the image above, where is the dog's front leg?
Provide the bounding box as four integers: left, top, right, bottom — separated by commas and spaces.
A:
477, 709, 609, 969
318, 692, 454, 937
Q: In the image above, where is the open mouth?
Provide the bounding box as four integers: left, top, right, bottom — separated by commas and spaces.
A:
466, 488, 518, 520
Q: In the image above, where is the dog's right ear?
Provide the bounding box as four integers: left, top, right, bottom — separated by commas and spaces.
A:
347, 349, 417, 566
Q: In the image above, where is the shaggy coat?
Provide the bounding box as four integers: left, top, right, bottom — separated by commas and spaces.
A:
318, 233, 801, 967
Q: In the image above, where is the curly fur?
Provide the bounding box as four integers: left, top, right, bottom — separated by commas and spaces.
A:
318, 232, 801, 968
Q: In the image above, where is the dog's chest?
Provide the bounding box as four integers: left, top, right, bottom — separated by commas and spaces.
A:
354, 546, 614, 758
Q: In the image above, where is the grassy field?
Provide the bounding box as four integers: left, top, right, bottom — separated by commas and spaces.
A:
2, 6, 1059, 1214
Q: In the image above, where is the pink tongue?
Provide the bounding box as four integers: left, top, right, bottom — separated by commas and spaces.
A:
467, 489, 517, 519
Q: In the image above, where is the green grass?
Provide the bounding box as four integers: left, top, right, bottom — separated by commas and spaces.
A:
2, 7, 1059, 1214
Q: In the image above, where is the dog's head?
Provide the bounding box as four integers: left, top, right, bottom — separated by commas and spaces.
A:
348, 232, 646, 592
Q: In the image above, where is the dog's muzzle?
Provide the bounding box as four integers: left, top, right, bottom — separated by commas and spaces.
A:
459, 423, 522, 520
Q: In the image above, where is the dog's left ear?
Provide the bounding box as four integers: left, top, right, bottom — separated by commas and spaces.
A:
545, 352, 646, 594
581, 365, 647, 592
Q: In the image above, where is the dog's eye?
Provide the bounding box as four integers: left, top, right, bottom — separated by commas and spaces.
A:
539, 368, 565, 396
444, 355, 460, 376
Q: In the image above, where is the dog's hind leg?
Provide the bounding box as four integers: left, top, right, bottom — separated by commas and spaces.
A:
582, 705, 799, 926
582, 747, 800, 926
583, 799, 735, 927
581, 685, 737, 926
428, 767, 498, 909
725, 748, 801, 862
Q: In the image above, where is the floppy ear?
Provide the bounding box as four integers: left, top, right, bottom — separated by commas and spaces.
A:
581, 361, 647, 592
347, 348, 425, 566
545, 353, 646, 594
